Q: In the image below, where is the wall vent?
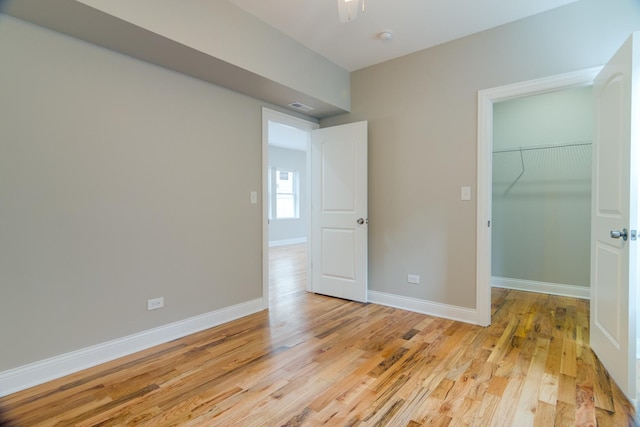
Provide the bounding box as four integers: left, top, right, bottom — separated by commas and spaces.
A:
288, 101, 314, 112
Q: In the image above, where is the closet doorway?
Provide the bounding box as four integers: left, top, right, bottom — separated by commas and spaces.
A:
491, 86, 593, 299
475, 67, 601, 327
476, 62, 639, 404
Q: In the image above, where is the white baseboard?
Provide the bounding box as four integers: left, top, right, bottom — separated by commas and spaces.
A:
492, 276, 590, 300
368, 291, 479, 325
268, 237, 307, 247
0, 298, 265, 398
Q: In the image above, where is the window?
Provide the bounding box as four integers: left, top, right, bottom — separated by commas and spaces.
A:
271, 168, 299, 219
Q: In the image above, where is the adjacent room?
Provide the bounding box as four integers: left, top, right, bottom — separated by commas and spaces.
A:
1, 0, 639, 425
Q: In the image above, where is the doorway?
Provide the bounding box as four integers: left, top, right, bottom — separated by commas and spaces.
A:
262, 108, 318, 307
491, 86, 593, 300
477, 65, 639, 405
475, 67, 602, 327
262, 109, 369, 306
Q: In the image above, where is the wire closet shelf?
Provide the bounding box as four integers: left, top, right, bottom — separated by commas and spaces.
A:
492, 140, 592, 195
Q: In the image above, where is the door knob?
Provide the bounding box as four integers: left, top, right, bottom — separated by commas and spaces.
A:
610, 228, 628, 241
357, 218, 365, 225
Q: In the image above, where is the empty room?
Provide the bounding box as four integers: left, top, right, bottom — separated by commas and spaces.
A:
1, 0, 640, 425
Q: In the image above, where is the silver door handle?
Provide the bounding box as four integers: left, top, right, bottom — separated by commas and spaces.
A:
357, 218, 365, 225
610, 228, 628, 241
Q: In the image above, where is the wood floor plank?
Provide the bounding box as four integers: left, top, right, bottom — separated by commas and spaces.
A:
472, 393, 501, 426
591, 348, 616, 413
538, 372, 559, 405
512, 337, 550, 426
544, 333, 563, 375
560, 338, 578, 377
0, 244, 636, 426
555, 400, 577, 426
533, 401, 556, 427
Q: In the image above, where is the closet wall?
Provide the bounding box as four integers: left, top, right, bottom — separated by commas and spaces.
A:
492, 86, 594, 291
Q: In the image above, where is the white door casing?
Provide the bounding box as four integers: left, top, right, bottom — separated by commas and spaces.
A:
311, 121, 368, 302
476, 67, 601, 327
590, 32, 638, 403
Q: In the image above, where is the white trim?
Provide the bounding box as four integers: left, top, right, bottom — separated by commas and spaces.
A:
492, 277, 590, 300
262, 108, 318, 307
476, 86, 493, 327
368, 291, 478, 325
476, 67, 602, 327
268, 237, 307, 247
0, 298, 264, 397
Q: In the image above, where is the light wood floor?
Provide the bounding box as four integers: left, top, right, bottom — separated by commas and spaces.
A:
1, 244, 637, 426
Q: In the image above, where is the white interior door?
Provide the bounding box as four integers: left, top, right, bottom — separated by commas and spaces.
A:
311, 121, 368, 302
590, 32, 638, 402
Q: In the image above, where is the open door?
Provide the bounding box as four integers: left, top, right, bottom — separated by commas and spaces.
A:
311, 121, 368, 302
590, 32, 638, 403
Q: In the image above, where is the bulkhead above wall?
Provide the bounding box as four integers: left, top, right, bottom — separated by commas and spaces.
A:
0, 0, 351, 118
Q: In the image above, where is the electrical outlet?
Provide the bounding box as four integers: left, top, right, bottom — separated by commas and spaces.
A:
408, 274, 420, 285
147, 297, 164, 311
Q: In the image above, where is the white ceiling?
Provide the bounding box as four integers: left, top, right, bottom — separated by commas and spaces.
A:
2, 0, 580, 118
227, 0, 579, 71
269, 122, 309, 152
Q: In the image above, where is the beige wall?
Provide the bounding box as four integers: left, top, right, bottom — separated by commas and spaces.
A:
321, 0, 640, 308
0, 15, 271, 371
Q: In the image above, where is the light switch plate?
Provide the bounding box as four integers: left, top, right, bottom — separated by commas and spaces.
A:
461, 186, 471, 201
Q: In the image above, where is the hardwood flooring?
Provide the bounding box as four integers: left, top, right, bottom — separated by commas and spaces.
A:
1, 244, 637, 426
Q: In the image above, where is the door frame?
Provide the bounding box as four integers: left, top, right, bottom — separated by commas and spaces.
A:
475, 67, 602, 326
262, 108, 319, 308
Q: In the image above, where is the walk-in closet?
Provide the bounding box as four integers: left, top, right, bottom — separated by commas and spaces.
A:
491, 86, 594, 298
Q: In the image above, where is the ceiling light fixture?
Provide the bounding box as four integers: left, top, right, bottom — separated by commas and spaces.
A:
338, 0, 365, 23
378, 30, 393, 41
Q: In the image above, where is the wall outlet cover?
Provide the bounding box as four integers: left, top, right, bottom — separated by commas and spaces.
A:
408, 274, 420, 284
147, 297, 164, 311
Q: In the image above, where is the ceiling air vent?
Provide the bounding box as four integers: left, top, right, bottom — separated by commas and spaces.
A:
288, 101, 314, 112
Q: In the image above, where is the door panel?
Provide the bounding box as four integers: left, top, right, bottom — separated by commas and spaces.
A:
311, 121, 367, 302
322, 228, 356, 280
591, 32, 638, 402
593, 242, 623, 345
595, 74, 624, 215
322, 139, 356, 211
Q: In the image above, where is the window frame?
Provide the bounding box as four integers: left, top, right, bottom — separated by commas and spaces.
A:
269, 167, 300, 220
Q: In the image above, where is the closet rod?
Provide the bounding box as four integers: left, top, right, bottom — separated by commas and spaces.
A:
493, 141, 592, 154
